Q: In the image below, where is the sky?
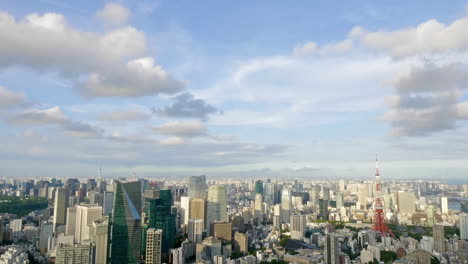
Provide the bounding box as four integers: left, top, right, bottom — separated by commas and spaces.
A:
0, 0, 468, 181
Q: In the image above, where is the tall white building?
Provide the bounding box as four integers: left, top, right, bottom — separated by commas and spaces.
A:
180, 196, 190, 226
460, 213, 468, 240
397, 191, 416, 214
254, 194, 264, 223
358, 184, 368, 210
89, 217, 108, 264
281, 188, 292, 223
74, 204, 102, 243
66, 207, 77, 236
440, 196, 449, 214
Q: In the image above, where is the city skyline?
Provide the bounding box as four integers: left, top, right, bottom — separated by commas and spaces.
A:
1, 1, 468, 181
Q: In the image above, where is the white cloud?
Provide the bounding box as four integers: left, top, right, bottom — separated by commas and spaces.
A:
153, 121, 207, 138
353, 17, 468, 58
8, 106, 103, 138
0, 86, 25, 108
98, 109, 150, 121
77, 57, 185, 97
0, 10, 183, 97
96, 3, 130, 27
293, 39, 352, 56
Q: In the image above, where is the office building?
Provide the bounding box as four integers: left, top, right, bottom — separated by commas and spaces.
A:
109, 180, 143, 264
460, 213, 468, 240
254, 180, 263, 194
188, 175, 207, 199
234, 232, 248, 254
148, 189, 176, 253
441, 196, 448, 214
207, 185, 228, 235
53, 187, 68, 232
281, 188, 292, 223
324, 234, 340, 264
290, 213, 306, 240
433, 225, 445, 254
358, 184, 368, 210
212, 221, 232, 242
102, 191, 114, 216
254, 194, 264, 223
180, 196, 190, 226
335, 192, 344, 209
309, 186, 320, 205
190, 198, 206, 228
89, 217, 108, 264
146, 228, 162, 264
75, 204, 102, 243
56, 244, 94, 264
188, 219, 203, 252
397, 192, 416, 214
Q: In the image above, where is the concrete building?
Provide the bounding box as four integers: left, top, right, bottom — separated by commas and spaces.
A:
66, 207, 77, 236
188, 218, 203, 253
290, 213, 306, 240
180, 196, 190, 226
324, 234, 339, 264
53, 187, 68, 232
397, 191, 416, 214
234, 232, 248, 254
146, 228, 162, 264
206, 185, 228, 235
56, 244, 94, 264
433, 225, 445, 254
190, 198, 206, 229
460, 213, 468, 240
88, 217, 108, 264
74, 204, 102, 243
212, 221, 232, 242
441, 196, 449, 214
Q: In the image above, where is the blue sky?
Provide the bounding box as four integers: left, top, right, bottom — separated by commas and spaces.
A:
1, 0, 468, 181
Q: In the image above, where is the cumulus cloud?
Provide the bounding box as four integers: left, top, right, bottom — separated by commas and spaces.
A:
0, 10, 184, 97
98, 109, 150, 121
0, 86, 25, 108
153, 121, 207, 138
382, 63, 468, 136
353, 17, 468, 58
8, 106, 103, 138
96, 3, 130, 27
155, 92, 220, 120
77, 57, 184, 97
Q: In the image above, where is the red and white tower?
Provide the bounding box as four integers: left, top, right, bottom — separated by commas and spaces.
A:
372, 155, 395, 238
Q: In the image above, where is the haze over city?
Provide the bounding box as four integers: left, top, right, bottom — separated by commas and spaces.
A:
1, 1, 468, 180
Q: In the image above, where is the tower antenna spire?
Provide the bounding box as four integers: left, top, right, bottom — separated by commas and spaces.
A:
371, 155, 395, 238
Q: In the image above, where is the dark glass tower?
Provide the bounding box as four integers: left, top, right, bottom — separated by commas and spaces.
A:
147, 189, 176, 254
109, 181, 142, 264
255, 180, 264, 194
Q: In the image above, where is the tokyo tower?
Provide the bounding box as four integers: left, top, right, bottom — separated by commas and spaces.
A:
372, 155, 395, 238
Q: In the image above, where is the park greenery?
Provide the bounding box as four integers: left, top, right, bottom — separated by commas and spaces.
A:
0, 196, 48, 217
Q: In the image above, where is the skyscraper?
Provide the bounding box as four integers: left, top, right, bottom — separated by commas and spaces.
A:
460, 213, 468, 240
206, 185, 228, 235
89, 217, 108, 264
190, 198, 206, 229
180, 196, 190, 226
309, 186, 320, 205
264, 181, 276, 206
109, 180, 143, 264
335, 192, 344, 209
324, 234, 340, 264
397, 191, 416, 214
147, 189, 176, 254
254, 193, 264, 223
146, 228, 162, 264
281, 188, 292, 223
188, 175, 207, 199
188, 219, 203, 252
358, 184, 368, 210
290, 213, 306, 240
440, 196, 448, 214
254, 180, 264, 194
433, 225, 445, 254
53, 187, 68, 232
74, 204, 102, 243
234, 232, 248, 254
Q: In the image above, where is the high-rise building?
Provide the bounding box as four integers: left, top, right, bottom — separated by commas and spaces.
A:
358, 184, 368, 210
109, 180, 143, 264
147, 189, 176, 254
426, 205, 435, 227
397, 191, 416, 214
53, 187, 68, 232
39, 220, 53, 253
281, 188, 292, 223
89, 217, 108, 264
254, 180, 263, 194
188, 175, 207, 199
254, 194, 264, 223
433, 225, 445, 254
320, 199, 329, 220
202, 237, 222, 263
234, 232, 248, 254
190, 198, 206, 229
309, 186, 320, 204
290, 213, 306, 240
324, 234, 340, 264
66, 207, 77, 236
212, 221, 232, 242
264, 181, 275, 206
462, 201, 468, 213
440, 196, 448, 214
335, 192, 344, 209
180, 196, 190, 226
460, 213, 468, 240
146, 228, 162, 264
102, 191, 114, 216
75, 204, 102, 244
56, 244, 94, 264
207, 185, 228, 235
188, 219, 203, 252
